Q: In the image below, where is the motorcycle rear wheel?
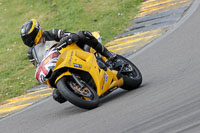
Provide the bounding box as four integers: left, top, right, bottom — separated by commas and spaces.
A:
56, 76, 99, 109
116, 55, 142, 90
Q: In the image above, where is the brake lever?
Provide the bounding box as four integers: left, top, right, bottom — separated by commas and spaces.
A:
56, 42, 67, 50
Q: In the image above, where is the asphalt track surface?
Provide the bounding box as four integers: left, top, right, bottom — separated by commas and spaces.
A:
1, 1, 200, 133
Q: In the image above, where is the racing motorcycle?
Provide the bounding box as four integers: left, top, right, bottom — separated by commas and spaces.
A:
35, 32, 142, 109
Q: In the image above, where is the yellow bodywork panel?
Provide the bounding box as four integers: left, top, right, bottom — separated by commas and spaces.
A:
55, 71, 72, 84
51, 43, 123, 97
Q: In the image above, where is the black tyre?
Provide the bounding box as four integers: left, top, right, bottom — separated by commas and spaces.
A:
116, 55, 142, 90
56, 76, 99, 109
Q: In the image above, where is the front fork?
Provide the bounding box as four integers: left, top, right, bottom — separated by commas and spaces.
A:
69, 73, 93, 98
71, 73, 85, 89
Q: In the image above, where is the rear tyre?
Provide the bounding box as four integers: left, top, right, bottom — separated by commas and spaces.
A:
116, 55, 142, 90
56, 77, 99, 109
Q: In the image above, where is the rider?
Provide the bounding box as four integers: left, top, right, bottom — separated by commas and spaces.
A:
20, 19, 115, 104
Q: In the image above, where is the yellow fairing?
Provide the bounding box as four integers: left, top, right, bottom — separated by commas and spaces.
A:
55, 71, 72, 84
53, 43, 123, 96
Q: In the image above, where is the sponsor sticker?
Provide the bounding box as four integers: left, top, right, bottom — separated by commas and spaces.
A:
73, 63, 82, 68
101, 73, 108, 90
68, 51, 73, 65
105, 74, 108, 82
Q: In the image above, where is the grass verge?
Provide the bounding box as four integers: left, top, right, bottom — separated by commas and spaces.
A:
0, 0, 142, 103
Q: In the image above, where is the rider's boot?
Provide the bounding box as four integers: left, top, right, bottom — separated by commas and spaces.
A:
94, 42, 116, 60
52, 89, 67, 104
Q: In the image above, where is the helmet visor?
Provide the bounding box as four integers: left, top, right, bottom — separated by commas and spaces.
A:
21, 28, 39, 47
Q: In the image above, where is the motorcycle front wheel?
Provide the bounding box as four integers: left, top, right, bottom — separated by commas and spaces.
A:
56, 76, 99, 109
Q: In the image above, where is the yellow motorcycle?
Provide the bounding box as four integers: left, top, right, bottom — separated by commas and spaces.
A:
37, 32, 142, 109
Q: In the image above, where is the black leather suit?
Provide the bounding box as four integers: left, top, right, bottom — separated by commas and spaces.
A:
28, 29, 112, 66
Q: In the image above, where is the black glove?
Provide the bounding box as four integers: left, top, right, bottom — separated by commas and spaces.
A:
57, 34, 79, 50
60, 34, 79, 44
60, 36, 73, 45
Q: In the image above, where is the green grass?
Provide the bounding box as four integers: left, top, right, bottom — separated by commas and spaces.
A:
0, 0, 142, 103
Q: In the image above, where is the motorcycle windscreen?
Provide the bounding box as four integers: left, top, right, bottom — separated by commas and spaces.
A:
32, 43, 46, 64
32, 41, 58, 64
35, 48, 60, 84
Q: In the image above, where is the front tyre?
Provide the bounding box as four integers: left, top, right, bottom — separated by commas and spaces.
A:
116, 55, 142, 90
56, 77, 99, 109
